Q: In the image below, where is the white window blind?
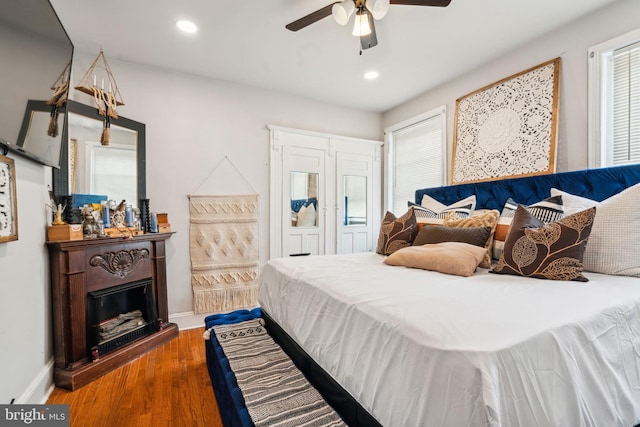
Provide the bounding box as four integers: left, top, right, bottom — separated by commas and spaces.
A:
391, 114, 444, 215
612, 41, 640, 165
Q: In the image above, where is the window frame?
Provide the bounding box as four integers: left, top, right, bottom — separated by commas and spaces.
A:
588, 28, 640, 168
384, 106, 447, 214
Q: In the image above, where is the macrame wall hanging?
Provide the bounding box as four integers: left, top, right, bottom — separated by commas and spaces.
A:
75, 49, 125, 145
188, 157, 259, 314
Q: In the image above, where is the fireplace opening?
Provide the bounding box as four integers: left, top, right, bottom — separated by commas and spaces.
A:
87, 279, 158, 359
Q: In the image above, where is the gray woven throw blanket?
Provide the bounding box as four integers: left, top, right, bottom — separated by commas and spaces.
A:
213, 318, 346, 427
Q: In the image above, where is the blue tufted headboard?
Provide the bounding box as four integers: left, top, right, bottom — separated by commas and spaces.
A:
415, 164, 640, 211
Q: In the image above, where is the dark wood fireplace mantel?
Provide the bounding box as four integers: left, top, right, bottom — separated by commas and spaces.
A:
47, 233, 179, 390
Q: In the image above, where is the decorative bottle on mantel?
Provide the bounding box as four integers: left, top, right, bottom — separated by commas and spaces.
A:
125, 205, 134, 227
101, 202, 111, 228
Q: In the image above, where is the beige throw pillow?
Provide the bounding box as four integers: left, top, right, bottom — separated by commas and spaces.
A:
384, 242, 486, 277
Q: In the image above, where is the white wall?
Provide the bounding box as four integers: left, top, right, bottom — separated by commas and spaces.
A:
0, 157, 53, 405
383, 0, 640, 175
0, 22, 68, 406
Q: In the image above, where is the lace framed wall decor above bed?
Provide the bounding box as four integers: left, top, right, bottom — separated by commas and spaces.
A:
452, 57, 561, 184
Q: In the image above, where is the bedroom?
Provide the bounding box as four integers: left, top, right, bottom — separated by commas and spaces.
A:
1, 0, 639, 425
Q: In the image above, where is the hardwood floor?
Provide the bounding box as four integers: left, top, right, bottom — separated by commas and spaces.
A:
47, 328, 224, 427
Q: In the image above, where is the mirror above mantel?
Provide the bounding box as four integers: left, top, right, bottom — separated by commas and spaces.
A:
53, 100, 146, 208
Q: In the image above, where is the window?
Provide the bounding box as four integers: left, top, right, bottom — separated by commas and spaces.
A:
589, 29, 640, 167
385, 107, 446, 215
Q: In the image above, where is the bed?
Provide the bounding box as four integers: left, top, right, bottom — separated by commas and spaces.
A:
257, 164, 640, 427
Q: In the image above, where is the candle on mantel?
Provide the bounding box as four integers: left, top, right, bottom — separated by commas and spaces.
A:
109, 82, 112, 93
93, 75, 96, 87
101, 79, 104, 90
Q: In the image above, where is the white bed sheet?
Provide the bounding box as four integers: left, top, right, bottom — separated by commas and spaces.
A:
258, 252, 640, 427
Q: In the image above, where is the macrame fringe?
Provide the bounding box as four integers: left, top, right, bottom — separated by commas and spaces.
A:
193, 284, 259, 314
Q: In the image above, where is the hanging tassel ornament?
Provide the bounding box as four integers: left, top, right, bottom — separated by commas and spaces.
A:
100, 122, 110, 145
46, 64, 70, 138
48, 107, 59, 137
74, 49, 125, 145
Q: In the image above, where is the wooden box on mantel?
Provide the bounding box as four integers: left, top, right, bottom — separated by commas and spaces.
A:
157, 213, 171, 233
104, 227, 145, 237
48, 224, 83, 241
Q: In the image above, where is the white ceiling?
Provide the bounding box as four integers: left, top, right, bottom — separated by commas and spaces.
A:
50, 0, 619, 113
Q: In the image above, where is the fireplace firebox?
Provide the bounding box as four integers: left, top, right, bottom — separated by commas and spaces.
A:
47, 233, 178, 390
87, 279, 158, 359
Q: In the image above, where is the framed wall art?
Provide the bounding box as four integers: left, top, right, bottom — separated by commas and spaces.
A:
452, 57, 561, 184
0, 154, 18, 243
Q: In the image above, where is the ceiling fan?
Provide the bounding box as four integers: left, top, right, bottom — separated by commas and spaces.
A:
285, 0, 452, 52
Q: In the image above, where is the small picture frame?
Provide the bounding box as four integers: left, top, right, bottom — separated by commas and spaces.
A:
0, 154, 18, 243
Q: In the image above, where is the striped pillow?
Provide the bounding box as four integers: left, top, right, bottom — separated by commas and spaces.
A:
409, 194, 476, 226
420, 194, 476, 212
493, 195, 564, 260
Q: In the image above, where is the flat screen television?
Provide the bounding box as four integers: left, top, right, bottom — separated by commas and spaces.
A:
0, 0, 74, 168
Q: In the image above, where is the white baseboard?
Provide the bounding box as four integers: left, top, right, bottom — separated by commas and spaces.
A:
169, 311, 208, 330
169, 307, 260, 331
16, 358, 55, 404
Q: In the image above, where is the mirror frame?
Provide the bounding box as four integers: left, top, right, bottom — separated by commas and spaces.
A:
0, 100, 67, 169
53, 100, 146, 202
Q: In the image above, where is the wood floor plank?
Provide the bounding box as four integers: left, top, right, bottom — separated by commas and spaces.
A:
72, 375, 103, 426
46, 328, 222, 427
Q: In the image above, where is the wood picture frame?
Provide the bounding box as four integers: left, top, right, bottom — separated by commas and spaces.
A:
0, 154, 18, 243
451, 57, 561, 184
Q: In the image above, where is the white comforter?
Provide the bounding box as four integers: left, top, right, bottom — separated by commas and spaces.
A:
258, 252, 640, 427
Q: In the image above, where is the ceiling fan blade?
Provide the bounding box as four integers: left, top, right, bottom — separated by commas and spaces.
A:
286, 3, 338, 31
360, 11, 378, 50
390, 0, 451, 6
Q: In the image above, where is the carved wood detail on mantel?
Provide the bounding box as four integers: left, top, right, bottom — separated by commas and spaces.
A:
89, 248, 150, 278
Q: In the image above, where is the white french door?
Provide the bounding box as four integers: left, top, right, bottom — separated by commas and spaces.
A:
282, 145, 326, 256
336, 152, 374, 254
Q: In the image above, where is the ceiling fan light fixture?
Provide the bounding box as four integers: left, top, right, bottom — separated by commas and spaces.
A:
352, 9, 372, 36
332, 0, 355, 26
366, 0, 390, 20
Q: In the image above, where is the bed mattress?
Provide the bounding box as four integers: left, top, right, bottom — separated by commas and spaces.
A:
258, 252, 640, 427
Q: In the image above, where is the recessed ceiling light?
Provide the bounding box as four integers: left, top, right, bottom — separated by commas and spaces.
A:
176, 20, 198, 33
364, 71, 379, 80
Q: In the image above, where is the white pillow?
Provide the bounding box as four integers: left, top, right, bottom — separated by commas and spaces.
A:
550, 188, 597, 215
551, 184, 640, 277
296, 203, 317, 227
